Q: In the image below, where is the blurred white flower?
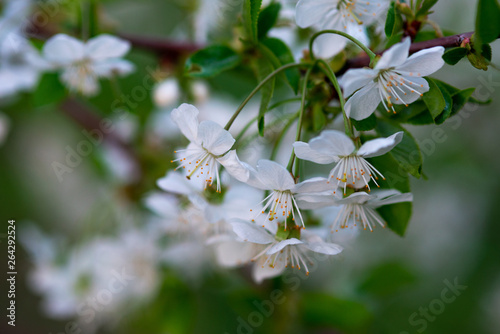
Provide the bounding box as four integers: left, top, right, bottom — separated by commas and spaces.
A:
244, 159, 334, 226
153, 78, 181, 108
0, 0, 32, 44
0, 35, 45, 98
228, 219, 343, 282
42, 34, 134, 96
295, 0, 389, 58
170, 103, 249, 191
341, 38, 445, 120
294, 130, 403, 193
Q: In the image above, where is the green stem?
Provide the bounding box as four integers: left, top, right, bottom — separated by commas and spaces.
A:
309, 29, 377, 66
224, 63, 312, 131
317, 59, 353, 138
287, 66, 314, 174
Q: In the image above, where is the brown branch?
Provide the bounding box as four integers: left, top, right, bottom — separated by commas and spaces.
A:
339, 31, 474, 74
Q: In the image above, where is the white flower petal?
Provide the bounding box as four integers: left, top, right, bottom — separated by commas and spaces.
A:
396, 46, 445, 77
214, 241, 256, 267
335, 192, 373, 205
304, 241, 343, 255
85, 34, 131, 60
197, 120, 235, 155
171, 103, 200, 143
357, 131, 403, 158
252, 254, 286, 283
266, 238, 303, 254
255, 160, 296, 191
296, 194, 337, 210
345, 81, 380, 121
230, 220, 275, 244
144, 192, 179, 217
92, 59, 135, 77
370, 192, 413, 208
295, 0, 336, 28
157, 170, 198, 195
375, 37, 411, 70
217, 150, 250, 182
340, 68, 378, 97
293, 141, 337, 164
309, 130, 355, 157
293, 177, 334, 194
43, 34, 85, 65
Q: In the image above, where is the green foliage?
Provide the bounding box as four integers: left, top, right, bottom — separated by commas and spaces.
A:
253, 57, 275, 136
358, 262, 417, 296
367, 154, 412, 236
185, 45, 241, 78
300, 293, 373, 333
416, 0, 439, 18
243, 0, 263, 42
385, 2, 403, 37
32, 73, 67, 107
423, 78, 447, 119
376, 120, 423, 179
312, 103, 326, 131
475, 0, 500, 45
352, 113, 377, 131
467, 42, 492, 71
260, 37, 300, 94
442, 47, 468, 65
257, 2, 281, 40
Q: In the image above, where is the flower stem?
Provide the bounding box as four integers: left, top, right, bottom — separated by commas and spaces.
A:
309, 29, 377, 66
287, 66, 314, 174
317, 59, 353, 138
224, 63, 312, 131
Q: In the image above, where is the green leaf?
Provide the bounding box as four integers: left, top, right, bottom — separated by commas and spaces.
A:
378, 201, 412, 236
432, 80, 454, 124
253, 57, 275, 136
257, 2, 281, 40
416, 0, 439, 18
243, 0, 262, 42
352, 113, 377, 131
261, 37, 300, 94
185, 45, 241, 78
482, 43, 493, 61
448, 87, 476, 117
422, 78, 446, 119
442, 47, 468, 65
301, 293, 372, 333
32, 73, 67, 107
376, 120, 423, 178
358, 262, 417, 296
476, 0, 500, 45
384, 2, 396, 37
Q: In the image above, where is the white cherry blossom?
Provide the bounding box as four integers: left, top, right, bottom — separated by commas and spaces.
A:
299, 189, 412, 232
228, 219, 343, 282
295, 0, 389, 57
170, 103, 249, 192
341, 38, 445, 120
42, 33, 134, 96
244, 159, 334, 226
293, 130, 403, 193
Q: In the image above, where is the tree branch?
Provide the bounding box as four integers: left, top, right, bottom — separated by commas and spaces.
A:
339, 32, 474, 74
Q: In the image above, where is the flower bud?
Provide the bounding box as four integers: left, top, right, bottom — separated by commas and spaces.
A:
153, 78, 180, 108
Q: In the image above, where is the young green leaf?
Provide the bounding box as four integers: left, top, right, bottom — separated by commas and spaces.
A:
377, 202, 413, 236
385, 2, 396, 37
312, 103, 326, 131
416, 0, 439, 18
422, 78, 446, 119
442, 47, 468, 65
257, 2, 281, 40
243, 0, 263, 42
376, 120, 423, 178
185, 45, 241, 78
261, 37, 300, 94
